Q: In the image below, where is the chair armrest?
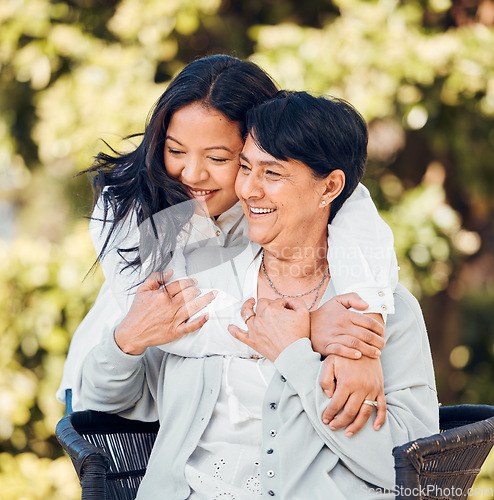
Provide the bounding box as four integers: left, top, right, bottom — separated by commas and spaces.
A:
394, 409, 494, 500
56, 412, 111, 480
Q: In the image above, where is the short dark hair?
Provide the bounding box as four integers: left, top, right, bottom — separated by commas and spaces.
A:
246, 90, 368, 222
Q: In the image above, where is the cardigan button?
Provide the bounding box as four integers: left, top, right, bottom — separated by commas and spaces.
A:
215, 230, 221, 237
280, 375, 286, 382
268, 490, 275, 496
270, 429, 277, 437
267, 448, 274, 454
267, 470, 275, 478
378, 290, 385, 297
270, 402, 277, 410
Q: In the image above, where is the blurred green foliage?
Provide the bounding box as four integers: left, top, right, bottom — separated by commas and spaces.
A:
1, 0, 493, 497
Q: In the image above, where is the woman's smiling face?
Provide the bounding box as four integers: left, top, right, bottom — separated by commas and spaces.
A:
235, 134, 337, 254
164, 102, 244, 217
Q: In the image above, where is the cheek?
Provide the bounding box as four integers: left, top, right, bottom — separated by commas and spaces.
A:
234, 172, 245, 197
163, 154, 182, 178
215, 165, 239, 195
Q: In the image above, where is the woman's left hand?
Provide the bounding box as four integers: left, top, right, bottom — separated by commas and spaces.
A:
228, 297, 310, 362
319, 355, 386, 436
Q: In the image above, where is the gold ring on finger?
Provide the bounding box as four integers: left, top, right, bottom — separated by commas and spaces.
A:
243, 313, 256, 324
362, 400, 378, 408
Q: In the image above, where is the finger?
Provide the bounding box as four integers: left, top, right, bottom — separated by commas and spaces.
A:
373, 392, 387, 431
329, 393, 365, 432
147, 269, 174, 283
328, 334, 382, 358
176, 313, 209, 336
228, 324, 252, 347
139, 269, 174, 291
176, 290, 217, 322
171, 285, 202, 309
255, 297, 272, 315
319, 358, 336, 398
323, 343, 363, 360
283, 296, 309, 311
344, 397, 376, 437
349, 311, 385, 338
349, 328, 385, 352
240, 298, 256, 320
322, 385, 350, 426
335, 292, 369, 311
164, 278, 199, 297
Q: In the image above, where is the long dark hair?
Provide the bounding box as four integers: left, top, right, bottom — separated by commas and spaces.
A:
246, 90, 368, 223
83, 55, 278, 277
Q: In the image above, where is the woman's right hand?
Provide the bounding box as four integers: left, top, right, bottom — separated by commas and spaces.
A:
114, 270, 217, 355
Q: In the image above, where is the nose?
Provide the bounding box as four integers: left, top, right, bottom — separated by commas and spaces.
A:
180, 156, 208, 184
236, 170, 264, 200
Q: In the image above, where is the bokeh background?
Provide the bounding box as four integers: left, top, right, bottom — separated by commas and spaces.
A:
1, 0, 493, 498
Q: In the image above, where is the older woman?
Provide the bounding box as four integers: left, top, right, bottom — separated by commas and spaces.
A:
80, 91, 438, 499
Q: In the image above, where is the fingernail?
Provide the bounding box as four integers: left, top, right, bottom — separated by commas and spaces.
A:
329, 423, 336, 430
322, 418, 329, 425
375, 349, 381, 357
204, 314, 209, 321
192, 278, 198, 284
375, 424, 381, 431
354, 351, 361, 358
212, 290, 218, 297
345, 431, 354, 437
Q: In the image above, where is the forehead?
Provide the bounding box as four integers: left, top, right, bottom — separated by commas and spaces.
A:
167, 102, 242, 141
241, 134, 276, 161
241, 134, 307, 172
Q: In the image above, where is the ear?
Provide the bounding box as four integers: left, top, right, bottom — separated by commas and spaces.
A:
320, 170, 345, 207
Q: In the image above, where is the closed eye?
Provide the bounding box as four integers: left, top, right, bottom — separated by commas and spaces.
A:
168, 148, 185, 155
239, 163, 251, 172
209, 157, 229, 163
266, 170, 281, 177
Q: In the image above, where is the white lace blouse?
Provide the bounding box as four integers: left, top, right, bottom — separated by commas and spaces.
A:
185, 356, 276, 499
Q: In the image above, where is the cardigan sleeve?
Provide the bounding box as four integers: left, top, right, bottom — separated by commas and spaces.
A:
80, 328, 163, 422
56, 197, 141, 409
271, 284, 439, 489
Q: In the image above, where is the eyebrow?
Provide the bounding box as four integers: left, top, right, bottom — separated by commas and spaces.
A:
166, 135, 234, 154
239, 152, 285, 169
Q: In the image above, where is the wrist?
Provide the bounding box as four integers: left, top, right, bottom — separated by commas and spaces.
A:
114, 324, 145, 356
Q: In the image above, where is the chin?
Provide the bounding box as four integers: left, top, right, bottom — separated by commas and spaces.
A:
248, 228, 273, 248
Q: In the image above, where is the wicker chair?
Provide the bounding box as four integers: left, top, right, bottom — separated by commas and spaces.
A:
56, 405, 494, 500
393, 405, 494, 500
56, 410, 159, 500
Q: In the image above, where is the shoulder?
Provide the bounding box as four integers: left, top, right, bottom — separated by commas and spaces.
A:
383, 283, 431, 354
387, 283, 426, 332
89, 193, 140, 256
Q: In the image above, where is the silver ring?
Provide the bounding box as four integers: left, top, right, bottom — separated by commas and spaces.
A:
362, 400, 378, 408
243, 313, 256, 324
